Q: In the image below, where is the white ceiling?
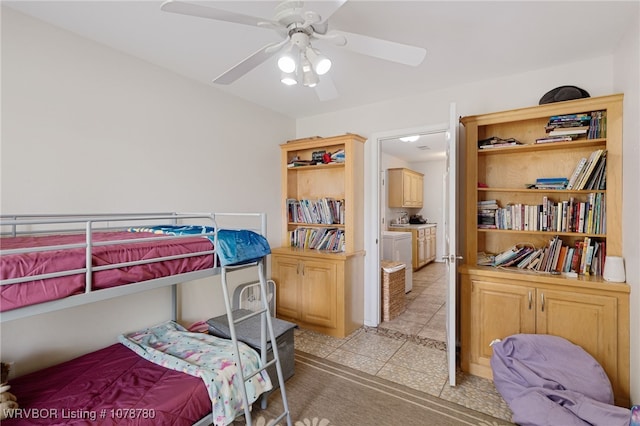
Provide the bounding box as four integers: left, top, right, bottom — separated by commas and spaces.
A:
381, 132, 448, 162
5, 0, 637, 127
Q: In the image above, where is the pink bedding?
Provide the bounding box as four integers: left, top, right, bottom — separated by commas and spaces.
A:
2, 343, 211, 425
0, 232, 214, 312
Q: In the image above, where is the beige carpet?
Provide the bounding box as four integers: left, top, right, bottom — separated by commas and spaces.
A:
232, 351, 512, 426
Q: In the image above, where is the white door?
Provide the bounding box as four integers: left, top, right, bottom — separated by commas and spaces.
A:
443, 102, 461, 386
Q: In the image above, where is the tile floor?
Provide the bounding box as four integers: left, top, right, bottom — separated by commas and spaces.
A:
293, 261, 514, 423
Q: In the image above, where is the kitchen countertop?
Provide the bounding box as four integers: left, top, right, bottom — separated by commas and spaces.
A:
388, 223, 436, 229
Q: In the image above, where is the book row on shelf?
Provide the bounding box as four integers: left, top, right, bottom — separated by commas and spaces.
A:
289, 227, 345, 252
526, 149, 606, 191
537, 110, 607, 143
477, 111, 608, 149
480, 235, 605, 276
567, 149, 607, 190
478, 193, 605, 234
287, 198, 345, 225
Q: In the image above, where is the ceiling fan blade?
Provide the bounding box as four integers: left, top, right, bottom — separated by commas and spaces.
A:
310, 0, 348, 33
315, 74, 339, 101
328, 30, 426, 66
213, 42, 282, 85
161, 0, 279, 29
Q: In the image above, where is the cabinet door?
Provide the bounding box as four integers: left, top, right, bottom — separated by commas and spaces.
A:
300, 259, 338, 328
387, 169, 405, 208
410, 230, 419, 270
428, 230, 436, 262
403, 172, 413, 207
470, 280, 536, 369
412, 173, 424, 207
272, 255, 301, 320
418, 234, 427, 266
537, 288, 617, 382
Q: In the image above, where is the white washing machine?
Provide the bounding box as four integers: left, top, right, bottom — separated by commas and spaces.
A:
382, 231, 413, 293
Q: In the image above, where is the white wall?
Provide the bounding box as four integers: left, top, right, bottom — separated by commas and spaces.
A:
297, 54, 639, 404
0, 8, 295, 376
613, 10, 640, 405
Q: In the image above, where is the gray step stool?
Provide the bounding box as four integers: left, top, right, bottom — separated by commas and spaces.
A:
206, 309, 297, 408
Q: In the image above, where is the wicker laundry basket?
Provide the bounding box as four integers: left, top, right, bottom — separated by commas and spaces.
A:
381, 260, 406, 321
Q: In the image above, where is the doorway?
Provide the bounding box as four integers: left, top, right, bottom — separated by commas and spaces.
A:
368, 123, 449, 328
377, 127, 449, 341
366, 103, 460, 386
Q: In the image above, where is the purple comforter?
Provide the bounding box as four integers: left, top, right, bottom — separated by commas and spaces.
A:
3, 343, 211, 425
491, 334, 630, 426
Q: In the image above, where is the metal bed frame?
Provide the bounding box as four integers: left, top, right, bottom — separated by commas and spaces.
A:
0, 212, 291, 426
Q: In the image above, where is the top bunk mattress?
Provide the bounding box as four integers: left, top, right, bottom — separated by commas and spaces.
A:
0, 231, 214, 312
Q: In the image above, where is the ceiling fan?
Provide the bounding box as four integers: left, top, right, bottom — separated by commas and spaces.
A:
160, 0, 427, 100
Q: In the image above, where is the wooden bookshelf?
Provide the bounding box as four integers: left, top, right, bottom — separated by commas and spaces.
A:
271, 134, 366, 338
459, 94, 630, 407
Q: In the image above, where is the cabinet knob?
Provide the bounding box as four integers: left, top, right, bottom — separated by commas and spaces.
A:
540, 293, 545, 312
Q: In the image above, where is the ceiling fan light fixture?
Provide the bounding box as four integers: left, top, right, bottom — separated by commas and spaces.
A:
300, 57, 319, 87
303, 70, 318, 87
277, 54, 297, 73
277, 44, 299, 73
306, 47, 331, 75
280, 71, 298, 86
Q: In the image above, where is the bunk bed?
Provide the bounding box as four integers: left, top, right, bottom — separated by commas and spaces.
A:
0, 213, 289, 426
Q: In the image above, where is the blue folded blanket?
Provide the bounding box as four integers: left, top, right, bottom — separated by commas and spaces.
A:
128, 225, 270, 266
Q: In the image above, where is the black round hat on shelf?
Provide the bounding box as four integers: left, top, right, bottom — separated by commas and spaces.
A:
539, 86, 590, 105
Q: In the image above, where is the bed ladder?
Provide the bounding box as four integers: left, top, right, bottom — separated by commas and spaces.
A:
220, 257, 292, 426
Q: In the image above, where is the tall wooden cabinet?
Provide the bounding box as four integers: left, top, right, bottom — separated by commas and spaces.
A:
459, 94, 630, 406
271, 134, 366, 338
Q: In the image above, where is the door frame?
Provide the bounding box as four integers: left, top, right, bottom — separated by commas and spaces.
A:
366, 122, 450, 327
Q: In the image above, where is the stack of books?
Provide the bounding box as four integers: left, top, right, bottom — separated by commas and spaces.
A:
477, 199, 500, 229
478, 137, 522, 149
538, 110, 607, 143
534, 177, 569, 189
542, 113, 591, 141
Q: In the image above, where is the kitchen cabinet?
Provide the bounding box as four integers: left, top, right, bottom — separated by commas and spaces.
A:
388, 168, 423, 208
388, 224, 436, 270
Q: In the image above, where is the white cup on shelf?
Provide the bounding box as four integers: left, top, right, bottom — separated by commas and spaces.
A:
603, 256, 626, 283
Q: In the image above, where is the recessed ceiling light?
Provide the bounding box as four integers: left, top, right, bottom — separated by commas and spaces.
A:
399, 135, 420, 142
